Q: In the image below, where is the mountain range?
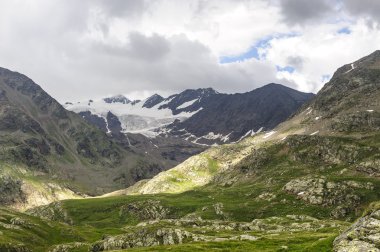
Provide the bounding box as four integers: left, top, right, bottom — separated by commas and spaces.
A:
0, 51, 380, 251
0, 67, 204, 209
65, 84, 314, 145
0, 64, 313, 212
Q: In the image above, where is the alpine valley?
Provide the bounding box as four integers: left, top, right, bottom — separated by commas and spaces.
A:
0, 51, 380, 252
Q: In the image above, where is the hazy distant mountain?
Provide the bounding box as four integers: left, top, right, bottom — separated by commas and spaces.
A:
0, 67, 204, 210
66, 84, 314, 145
166, 84, 314, 144
103, 94, 131, 104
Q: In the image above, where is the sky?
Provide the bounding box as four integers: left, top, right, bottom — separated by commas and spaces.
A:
1, 0, 380, 102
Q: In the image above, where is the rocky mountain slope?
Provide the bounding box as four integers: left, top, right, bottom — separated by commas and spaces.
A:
167, 83, 314, 144
66, 85, 314, 145
0, 67, 204, 210
1, 51, 380, 251
37, 49, 380, 251
122, 50, 380, 198
333, 201, 380, 251
65, 88, 218, 138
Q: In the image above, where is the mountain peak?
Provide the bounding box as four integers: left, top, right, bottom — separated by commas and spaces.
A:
194, 87, 218, 95
142, 93, 165, 108
177, 87, 218, 99
363, 49, 380, 60
306, 50, 380, 123
103, 94, 131, 104
354, 49, 380, 69
251, 83, 314, 100
259, 83, 286, 89
332, 50, 380, 79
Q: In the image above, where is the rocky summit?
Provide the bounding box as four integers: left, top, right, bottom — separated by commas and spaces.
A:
66, 84, 314, 145
1, 51, 380, 251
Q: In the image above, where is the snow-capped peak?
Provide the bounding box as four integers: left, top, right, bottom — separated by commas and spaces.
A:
64, 94, 202, 138
143, 94, 164, 108
103, 94, 131, 104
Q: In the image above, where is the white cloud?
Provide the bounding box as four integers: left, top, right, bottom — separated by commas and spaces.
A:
265, 19, 380, 92
0, 0, 379, 102
279, 0, 334, 25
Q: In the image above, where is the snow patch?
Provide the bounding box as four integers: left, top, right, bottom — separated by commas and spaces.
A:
263, 131, 276, 139
125, 133, 132, 146
176, 99, 198, 109
256, 127, 264, 134
65, 98, 201, 137
154, 96, 175, 108
238, 130, 253, 142
175, 128, 234, 146
104, 115, 111, 134
241, 130, 253, 139
236, 127, 264, 142
367, 110, 374, 112
310, 131, 319, 136
305, 107, 313, 115
344, 63, 356, 74
221, 132, 233, 143
202, 132, 223, 140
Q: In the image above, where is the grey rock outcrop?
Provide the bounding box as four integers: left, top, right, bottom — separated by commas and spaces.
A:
284, 176, 373, 218
49, 242, 88, 252
90, 228, 193, 251
334, 209, 380, 251
119, 200, 169, 221
0, 176, 26, 205
27, 202, 73, 224
356, 159, 380, 177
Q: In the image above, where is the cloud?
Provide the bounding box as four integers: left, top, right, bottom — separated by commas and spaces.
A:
127, 32, 171, 60
342, 0, 380, 22
0, 0, 379, 102
286, 56, 304, 69
0, 0, 287, 101
279, 0, 334, 25
94, 32, 171, 61
265, 19, 380, 93
61, 33, 281, 101
94, 0, 146, 18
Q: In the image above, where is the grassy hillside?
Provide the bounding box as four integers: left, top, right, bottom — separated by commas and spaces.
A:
121, 50, 380, 197
1, 52, 380, 251
0, 67, 196, 210
22, 134, 379, 250
21, 190, 348, 251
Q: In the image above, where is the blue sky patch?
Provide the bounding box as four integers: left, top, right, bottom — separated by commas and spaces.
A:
219, 32, 298, 64
321, 74, 331, 82
337, 27, 351, 34
220, 47, 260, 63
276, 65, 295, 73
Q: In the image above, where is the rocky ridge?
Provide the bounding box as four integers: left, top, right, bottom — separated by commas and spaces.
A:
334, 203, 380, 251
67, 84, 314, 145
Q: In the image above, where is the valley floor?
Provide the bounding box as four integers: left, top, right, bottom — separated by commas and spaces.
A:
0, 198, 348, 252
3, 133, 380, 251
